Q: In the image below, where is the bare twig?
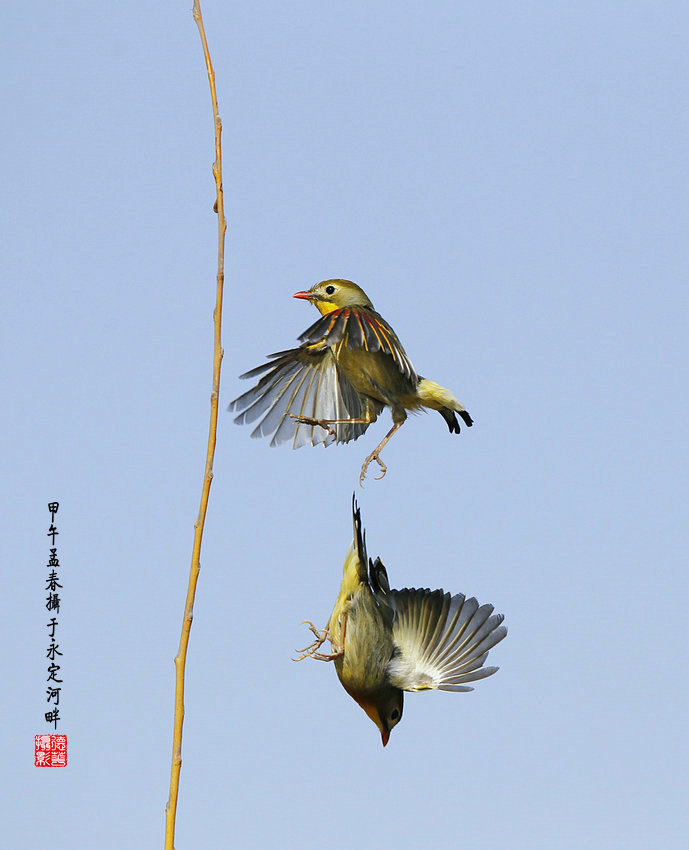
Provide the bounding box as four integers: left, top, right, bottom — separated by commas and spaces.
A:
165, 2, 226, 847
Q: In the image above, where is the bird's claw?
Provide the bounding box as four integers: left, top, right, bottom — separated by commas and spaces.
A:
359, 452, 387, 485
300, 620, 327, 643
288, 413, 337, 439
293, 621, 339, 662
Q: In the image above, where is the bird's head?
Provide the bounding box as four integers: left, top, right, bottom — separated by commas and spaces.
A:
352, 687, 404, 747
293, 279, 374, 316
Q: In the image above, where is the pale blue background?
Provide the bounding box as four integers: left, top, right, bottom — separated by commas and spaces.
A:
4, 2, 688, 848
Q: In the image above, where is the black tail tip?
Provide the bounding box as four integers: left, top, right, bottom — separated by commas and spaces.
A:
440, 409, 473, 433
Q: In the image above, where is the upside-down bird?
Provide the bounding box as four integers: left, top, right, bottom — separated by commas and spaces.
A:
229, 279, 473, 483
295, 498, 507, 746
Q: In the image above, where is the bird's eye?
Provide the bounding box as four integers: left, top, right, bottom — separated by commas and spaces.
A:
325, 285, 336, 295
390, 709, 399, 721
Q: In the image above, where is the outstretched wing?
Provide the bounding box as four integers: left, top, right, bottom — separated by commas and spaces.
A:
229, 342, 376, 449
299, 307, 417, 383
387, 588, 507, 692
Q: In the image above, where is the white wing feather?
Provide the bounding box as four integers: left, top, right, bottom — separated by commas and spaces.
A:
387, 588, 507, 692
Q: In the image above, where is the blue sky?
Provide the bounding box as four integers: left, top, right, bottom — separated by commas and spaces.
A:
4, 2, 688, 848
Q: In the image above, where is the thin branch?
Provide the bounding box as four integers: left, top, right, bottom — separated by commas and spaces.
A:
165, 2, 226, 847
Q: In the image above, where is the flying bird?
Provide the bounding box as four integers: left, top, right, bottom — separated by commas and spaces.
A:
229, 279, 473, 483
295, 498, 507, 746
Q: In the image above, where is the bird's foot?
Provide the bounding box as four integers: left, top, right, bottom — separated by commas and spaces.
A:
288, 413, 337, 439
293, 622, 343, 662
359, 451, 387, 485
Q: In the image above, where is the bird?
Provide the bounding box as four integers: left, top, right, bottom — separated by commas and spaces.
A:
295, 498, 507, 746
229, 279, 473, 483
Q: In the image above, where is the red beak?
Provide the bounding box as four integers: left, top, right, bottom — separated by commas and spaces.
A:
293, 290, 313, 301
381, 729, 390, 747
